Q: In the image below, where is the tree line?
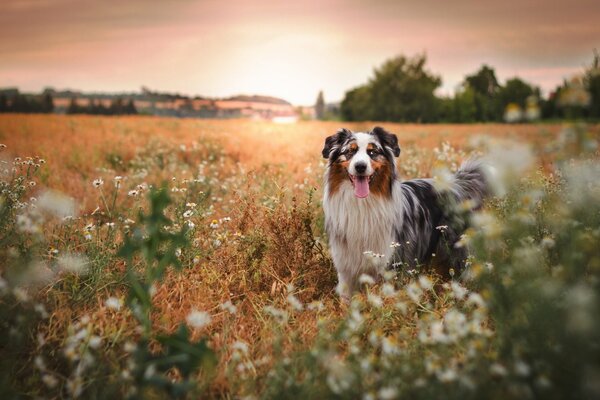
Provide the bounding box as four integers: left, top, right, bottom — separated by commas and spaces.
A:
0, 92, 54, 113
66, 97, 137, 115
338, 52, 600, 123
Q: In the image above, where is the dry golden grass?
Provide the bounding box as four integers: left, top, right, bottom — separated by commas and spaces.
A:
0, 114, 580, 396
0, 114, 564, 209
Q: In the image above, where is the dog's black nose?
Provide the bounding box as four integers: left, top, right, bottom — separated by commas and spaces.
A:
355, 162, 367, 174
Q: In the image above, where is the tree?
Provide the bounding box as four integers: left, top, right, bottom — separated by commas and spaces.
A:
0, 95, 7, 112
109, 97, 124, 115
125, 99, 137, 115
315, 91, 325, 120
340, 85, 373, 121
67, 97, 80, 114
584, 50, 600, 119
452, 86, 477, 122
340, 54, 442, 122
464, 65, 501, 121
497, 78, 539, 112
41, 93, 54, 113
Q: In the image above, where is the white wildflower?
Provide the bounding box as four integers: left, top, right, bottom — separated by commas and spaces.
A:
467, 292, 486, 308
38, 190, 76, 218
89, 336, 102, 349
418, 275, 433, 290
490, 363, 508, 377
378, 386, 398, 399
186, 310, 212, 329
183, 210, 194, 218
219, 300, 237, 314
406, 282, 423, 303
105, 297, 122, 311
92, 178, 104, 188
57, 254, 89, 275
42, 374, 58, 388
451, 281, 468, 300
232, 340, 249, 354
287, 293, 304, 311
358, 273, 376, 285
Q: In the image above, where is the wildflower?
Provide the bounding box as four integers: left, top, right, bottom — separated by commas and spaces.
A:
89, 336, 102, 349
113, 176, 123, 188
418, 275, 433, 290
541, 237, 555, 249
467, 292, 486, 308
264, 305, 288, 323
307, 300, 325, 312
406, 282, 423, 303
57, 254, 89, 275
437, 368, 458, 382
210, 220, 219, 229
127, 189, 139, 197
381, 336, 400, 356
232, 340, 249, 354
183, 210, 194, 218
42, 374, 59, 388
287, 293, 304, 311
381, 283, 397, 298
435, 225, 448, 232
28, 181, 36, 187
390, 241, 401, 248
13, 287, 30, 302
105, 297, 122, 311
490, 363, 508, 377
514, 360, 531, 377
450, 281, 468, 300
186, 220, 195, 229
186, 202, 197, 208
325, 357, 354, 394
34, 303, 49, 318
378, 387, 398, 399
92, 178, 104, 188
123, 341, 136, 353
34, 355, 46, 371
38, 190, 76, 218
368, 293, 383, 308
105, 222, 115, 229
220, 300, 237, 314
186, 310, 212, 329
432, 167, 455, 192
358, 274, 376, 285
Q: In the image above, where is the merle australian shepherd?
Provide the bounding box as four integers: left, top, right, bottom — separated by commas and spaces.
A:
322, 127, 488, 300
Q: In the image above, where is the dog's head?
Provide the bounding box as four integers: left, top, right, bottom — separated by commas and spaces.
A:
322, 126, 400, 199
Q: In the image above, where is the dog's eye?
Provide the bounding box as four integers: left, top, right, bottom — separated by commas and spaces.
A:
367, 148, 380, 158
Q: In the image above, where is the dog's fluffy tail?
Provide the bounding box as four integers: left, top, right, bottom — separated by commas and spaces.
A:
452, 159, 489, 210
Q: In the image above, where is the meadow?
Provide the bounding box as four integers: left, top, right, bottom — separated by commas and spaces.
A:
1, 114, 599, 399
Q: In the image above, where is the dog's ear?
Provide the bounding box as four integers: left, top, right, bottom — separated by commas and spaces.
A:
372, 126, 400, 157
322, 128, 351, 159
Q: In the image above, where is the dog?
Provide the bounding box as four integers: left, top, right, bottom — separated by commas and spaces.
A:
322, 126, 488, 300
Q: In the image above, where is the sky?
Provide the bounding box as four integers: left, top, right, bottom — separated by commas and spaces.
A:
0, 0, 599, 105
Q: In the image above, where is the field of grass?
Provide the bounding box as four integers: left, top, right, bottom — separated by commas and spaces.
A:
1, 115, 599, 399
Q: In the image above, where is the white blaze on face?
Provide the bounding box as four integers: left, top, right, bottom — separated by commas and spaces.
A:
348, 132, 377, 199
348, 133, 375, 176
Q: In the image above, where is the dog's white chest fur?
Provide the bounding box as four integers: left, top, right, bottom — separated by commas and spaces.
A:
323, 180, 399, 297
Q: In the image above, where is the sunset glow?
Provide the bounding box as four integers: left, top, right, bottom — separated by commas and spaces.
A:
1, 0, 599, 104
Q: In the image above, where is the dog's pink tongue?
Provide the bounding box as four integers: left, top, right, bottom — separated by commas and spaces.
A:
354, 176, 370, 198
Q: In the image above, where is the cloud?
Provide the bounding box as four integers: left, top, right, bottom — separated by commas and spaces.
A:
0, 0, 598, 103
